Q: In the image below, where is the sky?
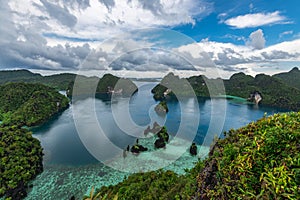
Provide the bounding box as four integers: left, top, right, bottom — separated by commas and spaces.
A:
1, 0, 300, 78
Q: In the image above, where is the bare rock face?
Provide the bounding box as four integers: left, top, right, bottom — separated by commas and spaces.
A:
248, 91, 262, 104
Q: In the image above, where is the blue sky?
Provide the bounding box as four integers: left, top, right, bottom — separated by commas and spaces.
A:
0, 0, 300, 78
174, 0, 300, 46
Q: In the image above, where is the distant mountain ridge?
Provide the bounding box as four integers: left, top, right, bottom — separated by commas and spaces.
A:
1, 68, 299, 109
0, 69, 138, 97
0, 70, 86, 90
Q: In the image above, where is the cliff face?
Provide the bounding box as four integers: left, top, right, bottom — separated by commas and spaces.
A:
248, 91, 262, 104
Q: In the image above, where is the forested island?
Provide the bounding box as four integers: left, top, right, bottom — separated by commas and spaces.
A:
152, 67, 300, 111
0, 70, 138, 98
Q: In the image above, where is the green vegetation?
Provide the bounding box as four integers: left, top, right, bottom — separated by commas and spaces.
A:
0, 83, 69, 127
0, 70, 138, 97
0, 126, 43, 199
152, 72, 300, 110
0, 82, 70, 199
0, 70, 42, 85
85, 112, 300, 200
196, 112, 300, 199
84, 162, 205, 200
67, 74, 138, 97
0, 70, 75, 90
274, 67, 300, 90
96, 74, 138, 96
224, 73, 300, 110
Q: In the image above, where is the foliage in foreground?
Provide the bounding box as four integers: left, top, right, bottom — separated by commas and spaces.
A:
83, 162, 204, 200
196, 112, 300, 199
0, 126, 43, 199
85, 112, 300, 199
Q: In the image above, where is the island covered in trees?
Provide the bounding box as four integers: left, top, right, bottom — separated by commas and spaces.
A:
152, 67, 300, 111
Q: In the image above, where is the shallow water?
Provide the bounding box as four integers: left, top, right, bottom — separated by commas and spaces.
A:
26, 82, 286, 199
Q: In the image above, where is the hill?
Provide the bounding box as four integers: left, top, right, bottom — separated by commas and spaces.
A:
0, 70, 138, 97
0, 82, 69, 127
224, 73, 300, 110
0, 70, 89, 90
152, 72, 300, 111
0, 69, 42, 84
273, 67, 300, 90
84, 112, 300, 199
195, 112, 300, 199
66, 73, 138, 97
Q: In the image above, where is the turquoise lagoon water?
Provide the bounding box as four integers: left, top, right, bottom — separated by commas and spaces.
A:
25, 82, 286, 199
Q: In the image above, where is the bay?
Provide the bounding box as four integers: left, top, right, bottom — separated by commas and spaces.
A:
26, 82, 286, 199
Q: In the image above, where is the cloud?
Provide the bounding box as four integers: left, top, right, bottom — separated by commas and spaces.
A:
1, 1, 299, 79
109, 48, 195, 72
279, 30, 293, 38
0, 0, 214, 72
39, 0, 78, 28
174, 38, 300, 77
247, 29, 266, 50
224, 11, 288, 28
99, 0, 115, 11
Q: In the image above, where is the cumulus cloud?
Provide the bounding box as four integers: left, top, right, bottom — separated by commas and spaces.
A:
247, 29, 266, 50
224, 11, 288, 28
175, 38, 300, 77
1, 0, 299, 78
0, 0, 213, 72
109, 48, 196, 72
38, 0, 78, 28
99, 0, 115, 11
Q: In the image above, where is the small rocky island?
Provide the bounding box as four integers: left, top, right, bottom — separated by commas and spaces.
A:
127, 123, 171, 153
248, 91, 262, 104
154, 101, 169, 115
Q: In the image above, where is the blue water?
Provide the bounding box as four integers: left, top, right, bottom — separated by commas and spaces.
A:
26, 82, 286, 199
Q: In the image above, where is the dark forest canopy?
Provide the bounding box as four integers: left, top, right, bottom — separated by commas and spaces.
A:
0, 126, 43, 199
0, 82, 70, 199
0, 82, 69, 127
